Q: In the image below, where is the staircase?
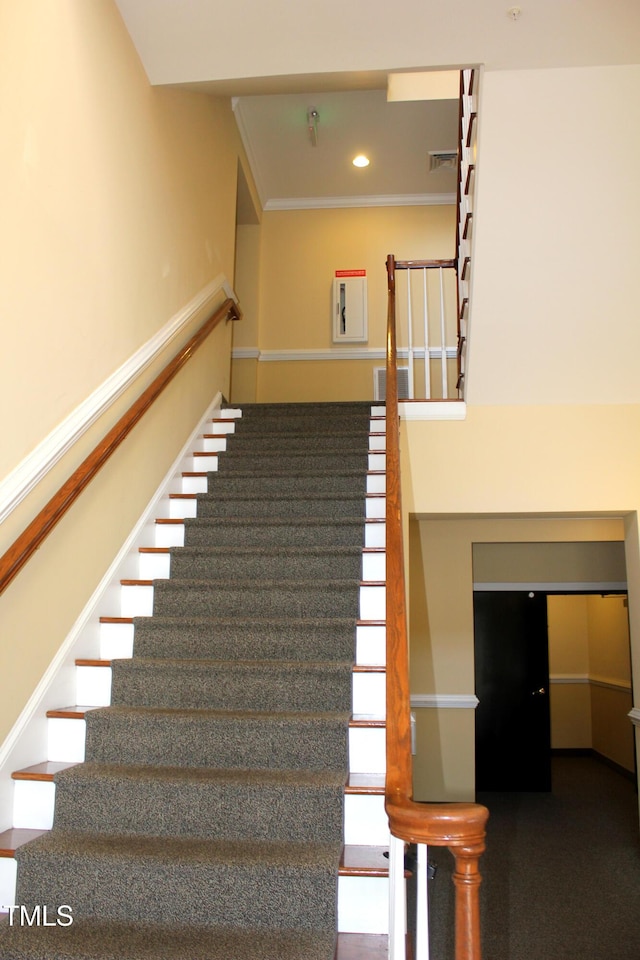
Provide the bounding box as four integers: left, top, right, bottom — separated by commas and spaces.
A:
0, 401, 393, 958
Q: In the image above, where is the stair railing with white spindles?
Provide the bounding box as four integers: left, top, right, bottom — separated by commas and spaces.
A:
385, 253, 489, 960
394, 259, 456, 400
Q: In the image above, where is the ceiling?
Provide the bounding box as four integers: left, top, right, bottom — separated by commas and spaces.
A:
114, 0, 640, 211
232, 89, 459, 210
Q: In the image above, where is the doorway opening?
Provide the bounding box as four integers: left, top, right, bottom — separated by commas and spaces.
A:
472, 541, 635, 793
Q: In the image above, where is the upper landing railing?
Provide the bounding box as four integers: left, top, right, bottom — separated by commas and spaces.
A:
385, 253, 488, 960
392, 67, 477, 402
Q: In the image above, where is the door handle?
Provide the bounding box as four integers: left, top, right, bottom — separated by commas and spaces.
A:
531, 687, 546, 696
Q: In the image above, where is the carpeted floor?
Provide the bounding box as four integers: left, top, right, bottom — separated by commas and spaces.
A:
426, 755, 640, 959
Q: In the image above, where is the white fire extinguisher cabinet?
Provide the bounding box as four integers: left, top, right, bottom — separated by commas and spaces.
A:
333, 271, 368, 343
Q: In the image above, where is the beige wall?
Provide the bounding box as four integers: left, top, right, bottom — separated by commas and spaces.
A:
403, 407, 640, 802
238, 204, 455, 402
469, 64, 640, 406
0, 1, 248, 745
547, 596, 592, 750
587, 595, 634, 771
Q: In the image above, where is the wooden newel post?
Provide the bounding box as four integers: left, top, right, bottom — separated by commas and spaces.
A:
451, 840, 486, 960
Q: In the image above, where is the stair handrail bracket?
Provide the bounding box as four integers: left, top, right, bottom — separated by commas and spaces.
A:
385, 254, 489, 960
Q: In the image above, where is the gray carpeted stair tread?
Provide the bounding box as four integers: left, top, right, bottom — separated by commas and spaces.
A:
217, 452, 369, 475
15, 832, 341, 930
85, 705, 350, 771
53, 762, 345, 842
132, 615, 356, 661
110, 657, 353, 711
0, 919, 337, 960
168, 545, 363, 580
151, 578, 361, 619
182, 517, 365, 548
5, 400, 375, 959
225, 434, 370, 452
194, 492, 365, 518
205, 472, 367, 496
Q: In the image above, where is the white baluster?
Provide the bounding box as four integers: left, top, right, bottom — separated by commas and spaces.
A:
415, 843, 431, 959
406, 269, 414, 399
422, 268, 431, 399
438, 267, 448, 398
388, 833, 407, 959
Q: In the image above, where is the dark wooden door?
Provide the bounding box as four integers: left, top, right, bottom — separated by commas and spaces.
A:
474, 591, 551, 791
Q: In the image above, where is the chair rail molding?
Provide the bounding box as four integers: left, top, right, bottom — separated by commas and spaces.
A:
0, 275, 235, 527
410, 694, 479, 709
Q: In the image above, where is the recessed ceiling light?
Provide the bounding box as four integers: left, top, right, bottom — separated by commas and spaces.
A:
352, 154, 370, 168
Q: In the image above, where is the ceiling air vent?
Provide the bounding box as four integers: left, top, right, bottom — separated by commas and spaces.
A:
374, 367, 410, 402
428, 150, 458, 172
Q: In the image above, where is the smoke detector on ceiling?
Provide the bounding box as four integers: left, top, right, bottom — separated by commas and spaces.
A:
428, 150, 458, 172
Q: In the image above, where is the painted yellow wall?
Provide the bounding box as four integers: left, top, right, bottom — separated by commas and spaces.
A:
407, 494, 632, 800
469, 65, 640, 406
587, 595, 634, 771
0, 1, 248, 745
247, 204, 455, 401
547, 596, 592, 749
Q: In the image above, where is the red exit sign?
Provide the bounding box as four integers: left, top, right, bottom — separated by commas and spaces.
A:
335, 269, 366, 278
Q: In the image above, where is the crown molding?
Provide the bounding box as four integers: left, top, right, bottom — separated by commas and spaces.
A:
0, 275, 234, 527
264, 193, 456, 211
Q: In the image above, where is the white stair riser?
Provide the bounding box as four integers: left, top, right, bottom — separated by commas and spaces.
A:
214, 408, 242, 419
371, 406, 385, 418
154, 523, 185, 548
362, 551, 385, 581
367, 473, 385, 494
120, 585, 154, 618
338, 875, 389, 934
138, 552, 171, 579
75, 666, 112, 707
353, 673, 385, 716
187, 454, 218, 472
181, 475, 208, 494
0, 859, 17, 913
48, 719, 86, 764
344, 794, 389, 845
360, 585, 385, 621
368, 453, 385, 471
99, 622, 134, 660
366, 497, 385, 519
349, 728, 385, 774
365, 522, 385, 549
198, 437, 227, 453
168, 498, 197, 520
369, 435, 385, 451
206, 420, 236, 434
13, 781, 55, 830
356, 624, 386, 667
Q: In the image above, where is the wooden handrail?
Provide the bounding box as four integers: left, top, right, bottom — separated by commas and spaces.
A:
393, 259, 456, 271
384, 254, 488, 960
0, 297, 241, 597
